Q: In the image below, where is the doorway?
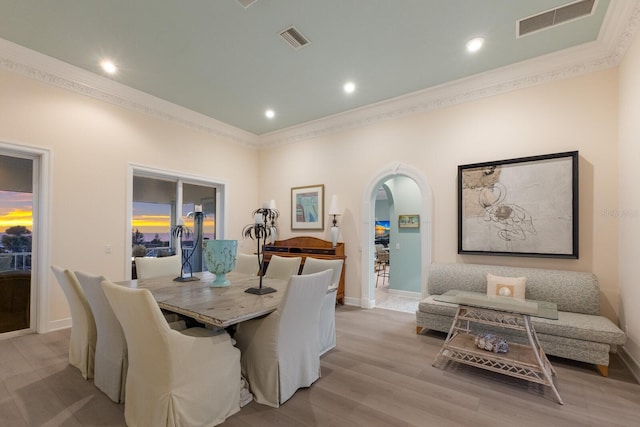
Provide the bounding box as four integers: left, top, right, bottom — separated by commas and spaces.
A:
360, 163, 432, 310
0, 143, 50, 336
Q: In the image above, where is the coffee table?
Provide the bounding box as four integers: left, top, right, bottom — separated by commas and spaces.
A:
431, 290, 563, 404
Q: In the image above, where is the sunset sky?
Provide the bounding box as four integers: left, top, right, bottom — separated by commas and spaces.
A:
0, 191, 32, 232
0, 195, 215, 241
132, 202, 215, 240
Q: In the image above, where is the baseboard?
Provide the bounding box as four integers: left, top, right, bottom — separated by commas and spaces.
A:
618, 346, 640, 383
342, 296, 377, 308
47, 317, 71, 332
387, 288, 421, 299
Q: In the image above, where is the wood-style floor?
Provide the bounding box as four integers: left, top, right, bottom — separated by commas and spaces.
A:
1, 306, 638, 426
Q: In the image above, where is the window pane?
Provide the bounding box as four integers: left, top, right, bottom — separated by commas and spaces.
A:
132, 201, 173, 256
182, 183, 216, 273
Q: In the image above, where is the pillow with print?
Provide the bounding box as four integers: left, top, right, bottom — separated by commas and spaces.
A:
486, 273, 526, 300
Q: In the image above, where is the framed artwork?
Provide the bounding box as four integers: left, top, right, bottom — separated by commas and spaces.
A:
291, 184, 324, 230
458, 151, 578, 258
399, 214, 420, 229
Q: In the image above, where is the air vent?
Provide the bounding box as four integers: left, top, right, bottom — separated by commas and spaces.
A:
279, 26, 310, 49
517, 0, 596, 37
236, 0, 257, 9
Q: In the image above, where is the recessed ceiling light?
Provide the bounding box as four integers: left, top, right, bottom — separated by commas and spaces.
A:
100, 59, 118, 74
265, 109, 275, 119
343, 81, 356, 94
466, 37, 484, 53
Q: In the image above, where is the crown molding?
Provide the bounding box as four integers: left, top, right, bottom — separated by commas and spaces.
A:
1, 1, 638, 151
0, 38, 260, 149
259, 0, 640, 148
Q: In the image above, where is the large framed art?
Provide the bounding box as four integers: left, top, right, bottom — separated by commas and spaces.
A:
458, 151, 578, 258
291, 184, 324, 231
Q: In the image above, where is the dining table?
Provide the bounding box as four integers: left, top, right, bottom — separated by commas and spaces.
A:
114, 271, 289, 328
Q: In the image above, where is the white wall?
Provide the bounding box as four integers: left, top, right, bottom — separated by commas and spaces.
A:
261, 68, 621, 322
0, 70, 260, 329
618, 26, 640, 377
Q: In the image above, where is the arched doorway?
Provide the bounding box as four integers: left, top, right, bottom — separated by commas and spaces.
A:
360, 162, 432, 309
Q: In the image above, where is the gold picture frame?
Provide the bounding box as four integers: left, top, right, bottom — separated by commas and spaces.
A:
398, 214, 420, 229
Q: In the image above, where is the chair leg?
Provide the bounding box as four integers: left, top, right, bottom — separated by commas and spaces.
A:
376, 263, 389, 286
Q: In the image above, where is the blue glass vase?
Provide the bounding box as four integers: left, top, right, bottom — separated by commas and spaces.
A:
203, 240, 237, 287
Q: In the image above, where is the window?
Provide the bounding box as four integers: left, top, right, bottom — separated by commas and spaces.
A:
130, 168, 225, 278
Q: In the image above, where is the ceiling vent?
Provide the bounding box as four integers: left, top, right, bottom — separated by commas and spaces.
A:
517, 0, 596, 37
236, 0, 257, 9
279, 26, 310, 49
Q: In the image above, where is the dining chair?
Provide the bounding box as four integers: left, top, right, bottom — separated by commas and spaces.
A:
100, 280, 241, 427
264, 255, 302, 280
134, 255, 186, 323
134, 255, 182, 280
50, 266, 96, 379
233, 253, 260, 275
234, 269, 332, 407
74, 271, 127, 403
301, 257, 344, 356
374, 245, 390, 287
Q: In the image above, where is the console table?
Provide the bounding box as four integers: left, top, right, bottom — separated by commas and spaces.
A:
263, 236, 346, 304
432, 290, 563, 404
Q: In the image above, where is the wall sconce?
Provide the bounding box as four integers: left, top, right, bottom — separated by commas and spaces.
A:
328, 194, 341, 248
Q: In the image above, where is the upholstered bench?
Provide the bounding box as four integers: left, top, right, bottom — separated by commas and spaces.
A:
416, 263, 626, 376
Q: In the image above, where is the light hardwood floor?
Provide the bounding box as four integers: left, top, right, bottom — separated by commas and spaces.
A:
1, 306, 638, 426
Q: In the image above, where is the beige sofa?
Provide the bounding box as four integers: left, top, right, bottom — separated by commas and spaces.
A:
416, 263, 627, 376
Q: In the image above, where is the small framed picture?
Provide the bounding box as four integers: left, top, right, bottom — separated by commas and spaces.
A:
399, 214, 420, 229
291, 184, 324, 230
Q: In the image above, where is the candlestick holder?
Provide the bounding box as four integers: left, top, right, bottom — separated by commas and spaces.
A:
242, 205, 279, 295
172, 211, 203, 282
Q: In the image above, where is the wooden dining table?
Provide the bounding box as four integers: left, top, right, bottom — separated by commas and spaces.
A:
115, 271, 289, 328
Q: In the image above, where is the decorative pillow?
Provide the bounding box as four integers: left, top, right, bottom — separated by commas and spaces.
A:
486, 273, 526, 300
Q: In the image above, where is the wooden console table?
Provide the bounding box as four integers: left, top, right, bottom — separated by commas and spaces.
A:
263, 236, 346, 304
432, 290, 563, 404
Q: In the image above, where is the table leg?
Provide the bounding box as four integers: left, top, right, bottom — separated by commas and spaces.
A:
432, 306, 462, 367
523, 316, 563, 405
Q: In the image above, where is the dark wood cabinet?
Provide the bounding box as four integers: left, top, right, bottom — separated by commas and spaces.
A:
263, 236, 346, 304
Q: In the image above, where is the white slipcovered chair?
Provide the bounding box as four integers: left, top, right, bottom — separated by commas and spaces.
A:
75, 271, 127, 403
100, 280, 241, 427
301, 257, 344, 356
134, 255, 187, 323
50, 266, 96, 379
134, 255, 182, 280
264, 255, 301, 280
235, 269, 332, 407
233, 253, 260, 275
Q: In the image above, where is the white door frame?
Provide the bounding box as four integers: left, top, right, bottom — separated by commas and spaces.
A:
360, 162, 433, 308
0, 141, 51, 335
